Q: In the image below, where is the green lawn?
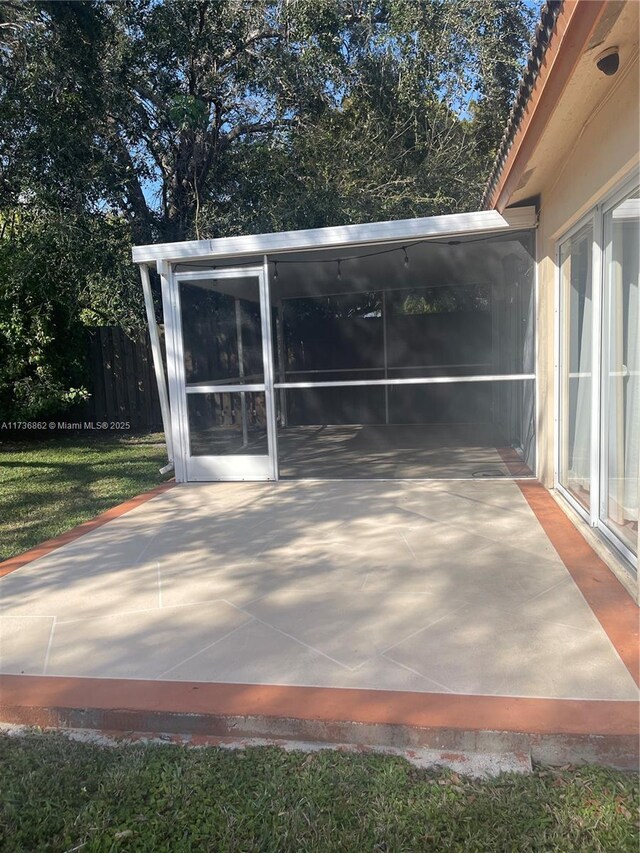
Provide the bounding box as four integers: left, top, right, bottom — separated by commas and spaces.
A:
0, 733, 637, 852
0, 433, 170, 561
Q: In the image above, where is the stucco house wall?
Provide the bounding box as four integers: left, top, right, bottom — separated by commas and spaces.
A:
537, 48, 639, 488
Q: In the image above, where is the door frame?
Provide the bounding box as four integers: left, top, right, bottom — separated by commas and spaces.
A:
163, 257, 278, 482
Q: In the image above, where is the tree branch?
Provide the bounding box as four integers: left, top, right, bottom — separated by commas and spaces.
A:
218, 27, 281, 68
105, 117, 155, 239
221, 117, 296, 147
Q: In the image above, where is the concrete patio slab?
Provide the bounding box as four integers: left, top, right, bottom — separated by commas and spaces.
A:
47, 601, 252, 680
0, 480, 637, 702
0, 616, 55, 675
0, 478, 637, 767
384, 603, 635, 700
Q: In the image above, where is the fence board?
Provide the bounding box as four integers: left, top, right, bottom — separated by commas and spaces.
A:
84, 327, 164, 430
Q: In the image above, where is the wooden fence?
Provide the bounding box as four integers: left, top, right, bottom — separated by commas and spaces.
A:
83, 326, 164, 430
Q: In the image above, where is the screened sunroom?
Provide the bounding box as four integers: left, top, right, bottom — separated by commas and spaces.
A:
133, 207, 537, 482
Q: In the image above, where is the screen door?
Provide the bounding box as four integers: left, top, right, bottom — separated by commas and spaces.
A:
174, 266, 277, 481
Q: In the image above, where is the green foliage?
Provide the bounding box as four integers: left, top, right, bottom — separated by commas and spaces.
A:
0, 0, 537, 419
0, 210, 144, 419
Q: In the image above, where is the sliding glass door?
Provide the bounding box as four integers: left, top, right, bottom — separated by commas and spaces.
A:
557, 179, 639, 568
600, 188, 639, 560
558, 222, 593, 510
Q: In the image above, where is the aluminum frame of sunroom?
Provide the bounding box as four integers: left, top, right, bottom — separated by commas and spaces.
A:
133, 206, 538, 483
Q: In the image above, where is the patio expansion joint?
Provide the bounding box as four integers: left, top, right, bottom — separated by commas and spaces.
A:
392, 504, 441, 526
54, 598, 235, 625
0, 613, 57, 619
472, 607, 609, 636
524, 577, 572, 604
233, 597, 474, 676
375, 602, 470, 660
469, 582, 615, 635
477, 538, 565, 567
394, 509, 566, 568
228, 601, 355, 671
399, 532, 418, 562
133, 532, 158, 566
155, 617, 257, 680
437, 487, 534, 518
378, 653, 454, 694
41, 617, 57, 676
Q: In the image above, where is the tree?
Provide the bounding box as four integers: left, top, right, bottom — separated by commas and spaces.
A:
2, 0, 535, 239
0, 0, 536, 418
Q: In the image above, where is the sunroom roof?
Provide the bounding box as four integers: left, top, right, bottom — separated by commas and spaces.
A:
132, 206, 536, 265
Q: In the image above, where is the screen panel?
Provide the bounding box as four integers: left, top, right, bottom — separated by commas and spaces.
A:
271, 231, 535, 384
269, 231, 536, 479
276, 379, 535, 479
187, 392, 268, 457
180, 276, 264, 386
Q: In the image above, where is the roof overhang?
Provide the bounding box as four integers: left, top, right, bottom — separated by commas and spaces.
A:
132, 207, 536, 266
483, 0, 612, 212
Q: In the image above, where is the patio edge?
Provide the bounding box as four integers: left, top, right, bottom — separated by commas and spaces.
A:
0, 480, 176, 578
0, 676, 637, 770
517, 481, 639, 685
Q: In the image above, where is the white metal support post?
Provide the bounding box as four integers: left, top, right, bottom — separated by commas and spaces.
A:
261, 255, 279, 479
139, 263, 174, 467
157, 259, 187, 482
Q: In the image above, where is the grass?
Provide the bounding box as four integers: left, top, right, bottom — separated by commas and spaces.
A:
0, 733, 637, 852
0, 433, 170, 561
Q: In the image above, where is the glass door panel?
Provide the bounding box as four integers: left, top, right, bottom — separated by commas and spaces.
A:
558, 222, 593, 511
600, 189, 639, 558
176, 269, 276, 481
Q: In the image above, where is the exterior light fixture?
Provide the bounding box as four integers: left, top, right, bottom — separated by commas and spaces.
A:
403, 247, 409, 267
596, 47, 619, 76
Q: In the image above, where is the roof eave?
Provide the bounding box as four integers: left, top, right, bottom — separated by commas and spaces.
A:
482, 0, 608, 213
132, 207, 536, 266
